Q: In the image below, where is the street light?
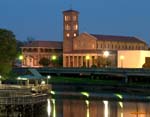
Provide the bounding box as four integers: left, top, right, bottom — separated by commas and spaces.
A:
47, 75, 51, 85
103, 51, 109, 58
86, 55, 90, 68
120, 55, 124, 68
18, 55, 23, 67
51, 55, 57, 67
19, 55, 23, 60
103, 51, 110, 67
51, 55, 57, 61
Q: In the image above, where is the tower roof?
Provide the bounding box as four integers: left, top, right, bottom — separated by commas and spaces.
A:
63, 9, 79, 14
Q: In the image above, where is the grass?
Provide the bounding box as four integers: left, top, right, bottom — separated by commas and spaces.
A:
48, 76, 150, 88
49, 76, 119, 85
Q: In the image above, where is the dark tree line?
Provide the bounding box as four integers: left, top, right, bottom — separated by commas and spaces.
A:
0, 29, 17, 78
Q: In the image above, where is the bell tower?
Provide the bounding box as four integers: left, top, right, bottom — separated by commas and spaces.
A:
63, 10, 79, 52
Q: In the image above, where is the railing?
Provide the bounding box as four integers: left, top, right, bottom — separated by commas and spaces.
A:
0, 84, 33, 89
13, 67, 150, 77
0, 93, 48, 105
0, 84, 48, 105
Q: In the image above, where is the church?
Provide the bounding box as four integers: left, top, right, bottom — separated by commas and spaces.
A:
21, 9, 148, 68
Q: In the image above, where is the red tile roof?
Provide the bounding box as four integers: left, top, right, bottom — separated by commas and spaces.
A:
91, 34, 146, 44
22, 41, 62, 49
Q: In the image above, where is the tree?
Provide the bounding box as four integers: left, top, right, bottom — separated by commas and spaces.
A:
0, 29, 17, 78
96, 56, 111, 68
142, 57, 150, 68
39, 57, 50, 67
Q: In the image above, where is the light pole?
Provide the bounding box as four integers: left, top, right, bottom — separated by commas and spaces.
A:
19, 55, 23, 67
120, 55, 124, 68
103, 51, 110, 67
86, 55, 90, 68
51, 55, 57, 67
47, 75, 51, 85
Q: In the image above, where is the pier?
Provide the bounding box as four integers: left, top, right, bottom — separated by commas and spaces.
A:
0, 84, 48, 116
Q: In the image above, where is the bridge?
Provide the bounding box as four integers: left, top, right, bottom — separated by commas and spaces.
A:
13, 67, 150, 83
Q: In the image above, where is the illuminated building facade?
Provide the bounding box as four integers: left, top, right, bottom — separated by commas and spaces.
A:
21, 41, 62, 67
63, 10, 148, 68
118, 50, 150, 68
21, 9, 148, 68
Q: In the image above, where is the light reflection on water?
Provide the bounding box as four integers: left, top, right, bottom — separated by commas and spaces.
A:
46, 98, 150, 117
47, 99, 51, 117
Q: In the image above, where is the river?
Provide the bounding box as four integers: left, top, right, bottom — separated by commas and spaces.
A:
1, 93, 150, 117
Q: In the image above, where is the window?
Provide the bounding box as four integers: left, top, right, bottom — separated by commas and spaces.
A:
73, 24, 78, 30
40, 48, 43, 52
65, 24, 70, 30
92, 44, 95, 48
73, 16, 77, 21
65, 16, 70, 21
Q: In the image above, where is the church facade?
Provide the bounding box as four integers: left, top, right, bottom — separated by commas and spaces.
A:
62, 10, 148, 68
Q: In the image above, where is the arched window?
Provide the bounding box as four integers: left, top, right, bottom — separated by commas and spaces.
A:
73, 24, 78, 30
65, 24, 70, 30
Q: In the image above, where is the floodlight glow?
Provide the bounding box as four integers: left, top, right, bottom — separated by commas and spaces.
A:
47, 75, 51, 79
17, 77, 21, 80
120, 55, 124, 60
51, 55, 57, 60
86, 55, 90, 60
19, 55, 23, 60
41, 80, 45, 85
103, 51, 109, 57
50, 91, 56, 95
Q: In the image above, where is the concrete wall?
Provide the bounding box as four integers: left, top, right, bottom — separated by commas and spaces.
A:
118, 50, 150, 68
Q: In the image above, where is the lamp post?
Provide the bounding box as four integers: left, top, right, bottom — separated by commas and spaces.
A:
103, 51, 110, 67
47, 75, 51, 85
120, 55, 124, 68
19, 55, 23, 67
86, 55, 90, 68
51, 55, 57, 67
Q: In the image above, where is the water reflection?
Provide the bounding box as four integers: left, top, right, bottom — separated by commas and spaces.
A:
47, 99, 51, 117
46, 98, 150, 117
51, 99, 56, 117
103, 100, 109, 117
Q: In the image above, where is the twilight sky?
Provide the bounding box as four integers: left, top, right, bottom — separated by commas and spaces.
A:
0, 0, 150, 44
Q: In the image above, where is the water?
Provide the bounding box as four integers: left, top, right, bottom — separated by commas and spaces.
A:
1, 96, 150, 117
48, 98, 150, 117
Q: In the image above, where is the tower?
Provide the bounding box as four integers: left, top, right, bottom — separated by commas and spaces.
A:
63, 10, 79, 52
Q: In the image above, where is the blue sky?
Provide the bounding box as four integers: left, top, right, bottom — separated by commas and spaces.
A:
0, 0, 150, 44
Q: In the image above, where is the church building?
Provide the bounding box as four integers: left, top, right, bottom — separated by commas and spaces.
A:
62, 10, 148, 68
